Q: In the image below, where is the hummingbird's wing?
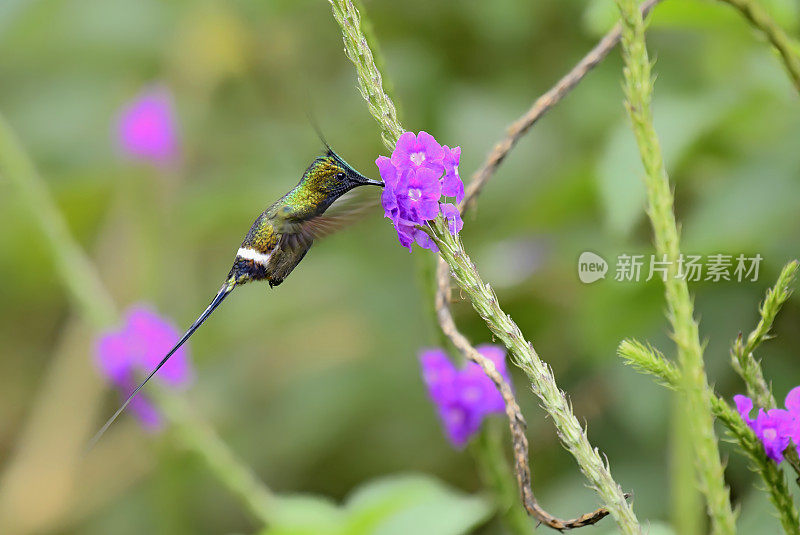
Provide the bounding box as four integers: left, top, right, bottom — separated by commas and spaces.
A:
279, 189, 380, 252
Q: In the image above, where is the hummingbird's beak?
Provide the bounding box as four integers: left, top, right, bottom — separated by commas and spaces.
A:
363, 177, 384, 187
353, 171, 384, 187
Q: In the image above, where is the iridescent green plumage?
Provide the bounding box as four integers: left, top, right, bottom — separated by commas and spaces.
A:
88, 148, 382, 448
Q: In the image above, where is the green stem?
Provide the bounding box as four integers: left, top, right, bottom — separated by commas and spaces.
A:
710, 396, 800, 535
671, 394, 704, 535
154, 389, 275, 524
0, 111, 275, 525
350, 0, 396, 104
618, 340, 800, 534
731, 260, 800, 482
0, 112, 117, 328
328, 0, 402, 151
732, 261, 799, 410
430, 219, 640, 534
612, 0, 735, 532
471, 422, 532, 535
329, 1, 639, 531
716, 0, 800, 92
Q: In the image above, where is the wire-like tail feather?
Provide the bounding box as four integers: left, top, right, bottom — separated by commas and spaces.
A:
86, 280, 236, 452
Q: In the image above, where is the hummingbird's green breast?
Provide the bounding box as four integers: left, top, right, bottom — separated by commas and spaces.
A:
227, 149, 381, 288
230, 188, 317, 287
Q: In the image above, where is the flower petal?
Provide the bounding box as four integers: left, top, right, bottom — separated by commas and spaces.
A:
441, 404, 471, 448
785, 386, 800, 415
126, 306, 192, 387
755, 409, 791, 463
416, 131, 444, 162
417, 200, 441, 221
413, 228, 439, 251
734, 394, 755, 425
116, 85, 180, 165
440, 203, 464, 234
420, 348, 457, 403
95, 332, 133, 387
128, 391, 163, 431
391, 132, 418, 168
441, 171, 465, 204
375, 155, 398, 187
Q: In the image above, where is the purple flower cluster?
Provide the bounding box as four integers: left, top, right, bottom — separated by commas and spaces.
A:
115, 85, 180, 165
735, 387, 800, 463
94, 305, 193, 430
420, 345, 510, 448
378, 131, 464, 251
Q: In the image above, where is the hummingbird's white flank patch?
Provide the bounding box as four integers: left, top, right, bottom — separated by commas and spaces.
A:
237, 247, 272, 266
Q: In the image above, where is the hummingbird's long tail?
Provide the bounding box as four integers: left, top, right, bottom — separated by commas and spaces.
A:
86, 280, 236, 452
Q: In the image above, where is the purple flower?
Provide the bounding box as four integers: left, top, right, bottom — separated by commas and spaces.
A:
115, 85, 180, 165
376, 131, 466, 252
392, 131, 445, 174
94, 305, 193, 430
735, 394, 793, 463
378, 158, 441, 251
420, 345, 511, 448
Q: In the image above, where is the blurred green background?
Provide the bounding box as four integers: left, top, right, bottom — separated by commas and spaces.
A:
0, 0, 799, 533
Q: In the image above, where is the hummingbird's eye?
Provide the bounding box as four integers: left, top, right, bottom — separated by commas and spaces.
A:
336, 172, 346, 181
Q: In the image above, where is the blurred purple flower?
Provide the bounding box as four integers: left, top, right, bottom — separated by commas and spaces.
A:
735, 393, 793, 463
377, 131, 465, 252
420, 345, 511, 448
95, 305, 193, 430
115, 85, 180, 165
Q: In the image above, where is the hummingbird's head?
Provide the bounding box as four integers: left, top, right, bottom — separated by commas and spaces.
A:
302, 148, 383, 203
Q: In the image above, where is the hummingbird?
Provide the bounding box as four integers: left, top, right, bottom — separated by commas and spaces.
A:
88, 146, 383, 448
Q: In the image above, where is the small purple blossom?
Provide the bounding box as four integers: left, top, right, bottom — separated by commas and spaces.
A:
420, 345, 511, 448
115, 85, 180, 165
377, 131, 466, 251
94, 305, 193, 430
735, 389, 800, 463
441, 146, 464, 204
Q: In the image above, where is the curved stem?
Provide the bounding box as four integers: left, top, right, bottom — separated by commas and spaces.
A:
462, 0, 664, 212
154, 390, 275, 524
731, 260, 798, 410
0, 112, 117, 328
716, 0, 800, 93
471, 423, 533, 535
329, 1, 641, 531
436, 260, 618, 531
429, 222, 640, 533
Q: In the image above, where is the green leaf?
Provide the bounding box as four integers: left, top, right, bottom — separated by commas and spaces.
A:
259, 495, 345, 535
343, 474, 493, 535
258, 474, 493, 535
